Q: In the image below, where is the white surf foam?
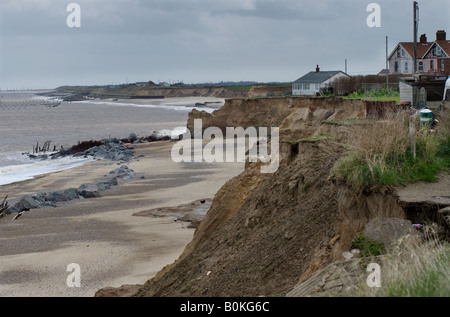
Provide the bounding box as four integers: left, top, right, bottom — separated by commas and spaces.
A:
0, 155, 93, 186
76, 100, 219, 113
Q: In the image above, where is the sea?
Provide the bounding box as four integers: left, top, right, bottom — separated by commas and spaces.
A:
0, 91, 223, 186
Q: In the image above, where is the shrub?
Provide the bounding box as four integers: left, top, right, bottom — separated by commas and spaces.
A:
351, 232, 385, 257
332, 109, 450, 191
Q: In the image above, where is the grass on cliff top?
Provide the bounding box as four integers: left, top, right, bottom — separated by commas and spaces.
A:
284, 134, 336, 144
332, 110, 450, 191
323, 118, 374, 126
357, 235, 450, 297
224, 85, 253, 92
342, 89, 400, 104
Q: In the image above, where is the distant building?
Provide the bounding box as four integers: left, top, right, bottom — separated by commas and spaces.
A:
292, 65, 350, 96
388, 30, 450, 76
377, 69, 390, 77
422, 31, 450, 76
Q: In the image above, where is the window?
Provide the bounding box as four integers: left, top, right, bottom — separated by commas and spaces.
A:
430, 60, 434, 70
304, 83, 310, 90
418, 61, 424, 71
437, 46, 442, 56
433, 46, 437, 56
297, 84, 303, 90
315, 84, 319, 90
401, 49, 405, 57
395, 62, 399, 72
442, 60, 445, 71
397, 49, 401, 58
404, 62, 408, 72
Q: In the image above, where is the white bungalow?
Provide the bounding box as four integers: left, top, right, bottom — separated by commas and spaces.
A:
292, 65, 350, 96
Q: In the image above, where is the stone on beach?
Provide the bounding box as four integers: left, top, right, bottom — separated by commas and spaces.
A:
19, 195, 42, 210
77, 183, 100, 198
4, 164, 136, 216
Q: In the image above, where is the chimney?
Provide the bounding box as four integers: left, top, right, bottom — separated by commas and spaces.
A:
316, 65, 320, 73
436, 30, 446, 41
420, 34, 427, 44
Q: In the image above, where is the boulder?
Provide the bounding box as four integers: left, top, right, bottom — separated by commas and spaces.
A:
96, 182, 111, 191
45, 190, 69, 202
20, 195, 42, 210
32, 192, 48, 203
363, 217, 420, 249
77, 184, 100, 198
6, 204, 22, 215
94, 284, 142, 297
63, 188, 80, 201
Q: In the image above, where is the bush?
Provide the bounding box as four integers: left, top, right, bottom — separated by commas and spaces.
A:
332, 110, 450, 191
352, 232, 385, 257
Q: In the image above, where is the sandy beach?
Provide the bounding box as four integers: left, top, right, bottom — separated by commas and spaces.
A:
0, 140, 244, 297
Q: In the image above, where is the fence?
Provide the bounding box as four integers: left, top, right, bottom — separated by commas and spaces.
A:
361, 83, 399, 93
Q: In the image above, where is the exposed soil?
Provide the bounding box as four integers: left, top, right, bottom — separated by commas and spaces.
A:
114, 97, 449, 297
135, 139, 345, 297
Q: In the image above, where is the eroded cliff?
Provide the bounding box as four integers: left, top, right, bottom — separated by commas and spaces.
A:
134, 96, 445, 297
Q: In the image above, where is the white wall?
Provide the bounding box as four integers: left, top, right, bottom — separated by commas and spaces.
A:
292, 83, 320, 96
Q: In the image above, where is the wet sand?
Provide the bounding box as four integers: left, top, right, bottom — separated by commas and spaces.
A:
0, 140, 244, 297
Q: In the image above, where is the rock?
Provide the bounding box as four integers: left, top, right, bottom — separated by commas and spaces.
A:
108, 177, 120, 186
45, 191, 69, 202
438, 206, 450, 229
94, 284, 142, 297
6, 205, 21, 215
77, 184, 100, 198
19, 195, 42, 209
63, 188, 80, 201
96, 182, 111, 191
363, 217, 420, 250
128, 133, 137, 142
287, 258, 370, 297
32, 192, 48, 203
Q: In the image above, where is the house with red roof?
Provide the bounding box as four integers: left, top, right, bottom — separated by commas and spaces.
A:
388, 30, 450, 76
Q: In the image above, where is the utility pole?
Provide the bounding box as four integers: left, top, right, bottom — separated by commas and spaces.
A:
413, 1, 418, 75
413, 1, 419, 109
386, 35, 389, 90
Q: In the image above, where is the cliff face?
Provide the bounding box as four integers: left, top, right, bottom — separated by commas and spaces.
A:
187, 97, 368, 140
136, 97, 410, 297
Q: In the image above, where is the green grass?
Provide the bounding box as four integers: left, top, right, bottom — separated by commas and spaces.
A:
224, 85, 253, 92
323, 118, 374, 126
358, 238, 450, 297
343, 89, 400, 104
334, 139, 449, 190
332, 114, 450, 191
299, 134, 336, 142
384, 245, 450, 297
283, 134, 336, 144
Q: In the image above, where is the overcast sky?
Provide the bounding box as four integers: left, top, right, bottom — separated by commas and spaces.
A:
0, 0, 449, 89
